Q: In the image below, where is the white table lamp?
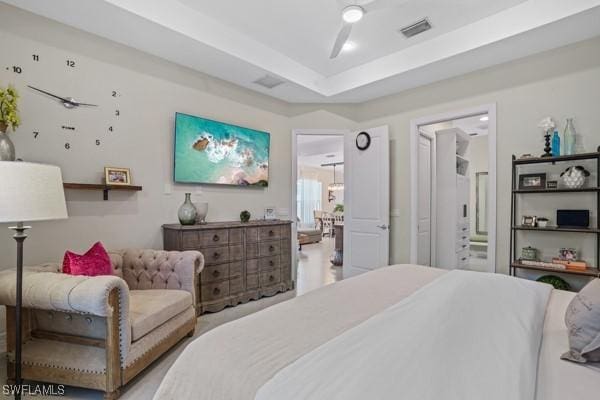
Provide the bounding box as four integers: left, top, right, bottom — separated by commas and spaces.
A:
0, 161, 68, 399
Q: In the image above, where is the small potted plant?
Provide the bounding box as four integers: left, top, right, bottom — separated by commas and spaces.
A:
0, 85, 20, 161
240, 210, 251, 223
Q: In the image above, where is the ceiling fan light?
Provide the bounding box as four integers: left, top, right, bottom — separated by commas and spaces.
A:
342, 5, 364, 23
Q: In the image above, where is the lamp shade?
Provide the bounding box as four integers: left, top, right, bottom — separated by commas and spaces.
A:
0, 161, 68, 223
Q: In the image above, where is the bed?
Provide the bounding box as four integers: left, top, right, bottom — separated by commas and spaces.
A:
154, 264, 600, 400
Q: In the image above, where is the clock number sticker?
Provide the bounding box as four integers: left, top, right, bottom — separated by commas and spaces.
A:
33, 131, 39, 139
115, 109, 120, 117
32, 54, 39, 62
11, 66, 22, 74
65, 143, 71, 150
108, 126, 114, 132
66, 59, 76, 68
112, 90, 118, 97
96, 139, 101, 146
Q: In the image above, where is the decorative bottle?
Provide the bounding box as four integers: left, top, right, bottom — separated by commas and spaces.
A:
178, 193, 197, 225
562, 118, 577, 155
551, 130, 560, 156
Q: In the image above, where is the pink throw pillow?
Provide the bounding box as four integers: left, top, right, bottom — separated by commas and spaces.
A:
62, 242, 112, 276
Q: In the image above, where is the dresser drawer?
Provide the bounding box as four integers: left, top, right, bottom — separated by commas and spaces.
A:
246, 259, 259, 274
280, 224, 291, 239
181, 231, 200, 250
246, 273, 259, 289
259, 256, 280, 271
455, 237, 469, 252
229, 261, 243, 277
229, 244, 244, 261
201, 281, 229, 302
200, 229, 229, 247
456, 249, 469, 268
246, 227, 259, 243
201, 264, 229, 283
229, 228, 243, 244
246, 243, 259, 259
281, 266, 292, 282
260, 269, 281, 287
280, 240, 291, 256
259, 226, 281, 241
203, 246, 230, 265
230, 276, 243, 294
259, 241, 280, 257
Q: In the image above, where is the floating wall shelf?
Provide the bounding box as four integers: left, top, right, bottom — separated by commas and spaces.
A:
63, 183, 142, 201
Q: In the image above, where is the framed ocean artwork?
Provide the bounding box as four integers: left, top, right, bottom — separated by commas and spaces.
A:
174, 112, 270, 186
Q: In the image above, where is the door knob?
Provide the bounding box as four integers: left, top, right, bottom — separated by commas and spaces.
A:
377, 224, 389, 230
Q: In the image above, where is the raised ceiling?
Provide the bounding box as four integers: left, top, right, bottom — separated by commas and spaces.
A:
5, 0, 600, 103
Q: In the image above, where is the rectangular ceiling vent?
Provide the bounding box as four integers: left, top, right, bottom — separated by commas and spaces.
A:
253, 74, 285, 89
400, 18, 432, 38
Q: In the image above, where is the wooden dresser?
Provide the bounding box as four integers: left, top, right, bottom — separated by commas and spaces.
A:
163, 220, 293, 313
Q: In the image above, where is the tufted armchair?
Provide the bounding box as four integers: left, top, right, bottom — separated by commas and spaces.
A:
0, 249, 204, 399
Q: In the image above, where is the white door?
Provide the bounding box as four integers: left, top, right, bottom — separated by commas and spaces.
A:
343, 126, 390, 278
417, 134, 432, 266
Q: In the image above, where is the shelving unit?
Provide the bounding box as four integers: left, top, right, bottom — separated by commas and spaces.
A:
63, 183, 142, 201
509, 147, 600, 279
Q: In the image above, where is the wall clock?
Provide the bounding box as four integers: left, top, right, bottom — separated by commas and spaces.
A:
2, 50, 122, 153
356, 131, 371, 150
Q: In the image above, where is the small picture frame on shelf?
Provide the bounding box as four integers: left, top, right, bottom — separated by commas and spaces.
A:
519, 173, 546, 190
104, 167, 131, 186
264, 207, 277, 220
559, 248, 577, 261
522, 215, 537, 227
546, 180, 558, 189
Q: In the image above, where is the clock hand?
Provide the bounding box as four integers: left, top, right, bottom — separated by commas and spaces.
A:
27, 85, 71, 103
28, 86, 98, 108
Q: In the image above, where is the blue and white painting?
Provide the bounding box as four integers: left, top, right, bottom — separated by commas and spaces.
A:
174, 113, 270, 186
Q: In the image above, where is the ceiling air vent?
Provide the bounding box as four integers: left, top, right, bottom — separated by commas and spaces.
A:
253, 74, 285, 89
400, 18, 432, 38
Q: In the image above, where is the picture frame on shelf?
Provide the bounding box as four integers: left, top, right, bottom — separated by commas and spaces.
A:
264, 207, 277, 220
522, 215, 537, 227
519, 173, 546, 190
559, 248, 577, 261
104, 167, 131, 186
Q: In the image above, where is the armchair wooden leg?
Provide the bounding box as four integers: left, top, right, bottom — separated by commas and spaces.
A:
186, 327, 196, 338
104, 389, 120, 400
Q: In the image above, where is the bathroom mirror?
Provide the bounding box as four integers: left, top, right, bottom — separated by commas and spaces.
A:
476, 172, 488, 235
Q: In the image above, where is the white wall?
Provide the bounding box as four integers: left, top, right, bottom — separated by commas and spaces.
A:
0, 6, 356, 269
358, 36, 600, 284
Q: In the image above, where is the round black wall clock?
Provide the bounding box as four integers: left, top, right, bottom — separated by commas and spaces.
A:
356, 131, 371, 151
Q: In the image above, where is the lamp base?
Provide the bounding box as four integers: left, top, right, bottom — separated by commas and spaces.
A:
9, 223, 29, 400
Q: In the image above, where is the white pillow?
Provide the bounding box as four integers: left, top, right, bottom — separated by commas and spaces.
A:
561, 278, 600, 363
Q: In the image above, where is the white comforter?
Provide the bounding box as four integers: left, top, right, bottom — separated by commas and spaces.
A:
256, 270, 552, 400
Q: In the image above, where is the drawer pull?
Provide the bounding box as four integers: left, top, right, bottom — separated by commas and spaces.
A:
213, 234, 220, 242
269, 230, 275, 237
269, 275, 275, 282
462, 227, 467, 231
269, 245, 275, 252
213, 287, 221, 295
212, 270, 220, 278
461, 257, 467, 261
462, 236, 467, 240
213, 252, 221, 259
462, 245, 467, 248
269, 260, 274, 267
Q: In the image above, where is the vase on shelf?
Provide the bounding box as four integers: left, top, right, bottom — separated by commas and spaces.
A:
178, 193, 197, 225
195, 202, 208, 224
562, 118, 576, 155
0, 122, 16, 161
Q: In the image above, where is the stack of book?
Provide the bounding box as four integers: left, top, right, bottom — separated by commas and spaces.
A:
552, 258, 588, 271
520, 260, 566, 270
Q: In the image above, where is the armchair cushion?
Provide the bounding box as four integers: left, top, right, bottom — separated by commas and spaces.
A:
129, 289, 192, 341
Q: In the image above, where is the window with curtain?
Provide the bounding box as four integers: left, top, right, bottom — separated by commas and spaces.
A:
297, 179, 322, 228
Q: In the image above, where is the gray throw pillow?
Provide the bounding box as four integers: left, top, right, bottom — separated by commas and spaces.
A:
561, 278, 600, 363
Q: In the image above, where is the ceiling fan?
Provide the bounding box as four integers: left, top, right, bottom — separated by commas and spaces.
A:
330, 0, 402, 59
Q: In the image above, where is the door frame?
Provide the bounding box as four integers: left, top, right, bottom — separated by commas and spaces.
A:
417, 129, 437, 266
409, 104, 497, 272
291, 129, 350, 281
